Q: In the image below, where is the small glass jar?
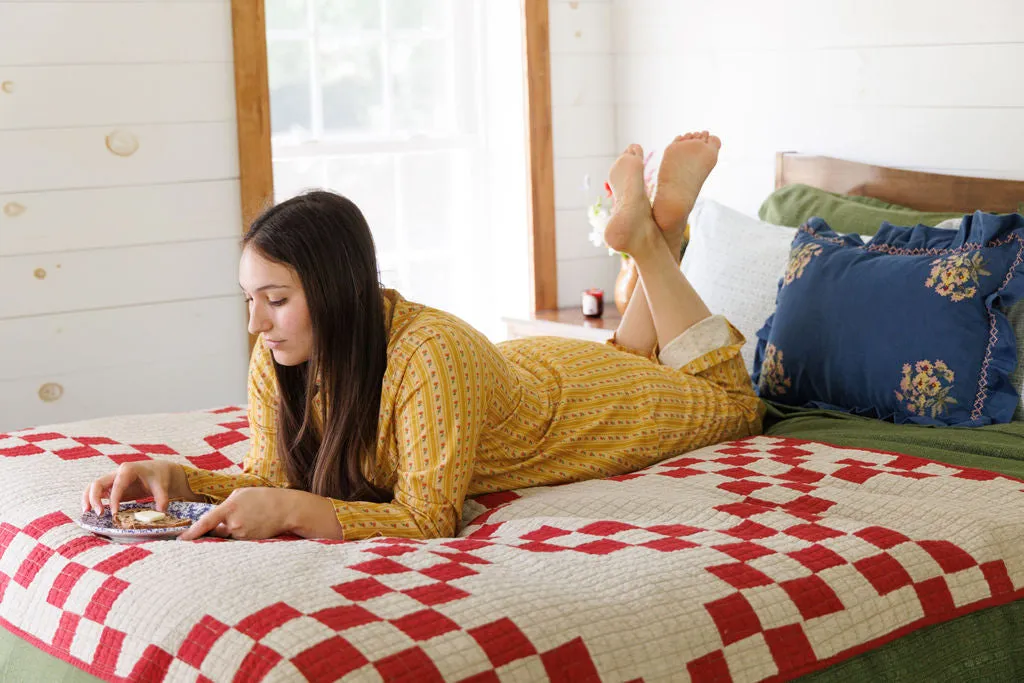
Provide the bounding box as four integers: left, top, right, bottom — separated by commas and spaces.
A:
581, 288, 604, 318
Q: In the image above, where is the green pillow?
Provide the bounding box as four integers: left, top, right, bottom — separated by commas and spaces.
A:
758, 183, 965, 235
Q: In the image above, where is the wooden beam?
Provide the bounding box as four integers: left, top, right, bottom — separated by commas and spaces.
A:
523, 0, 558, 312
230, 0, 274, 353
231, 0, 274, 228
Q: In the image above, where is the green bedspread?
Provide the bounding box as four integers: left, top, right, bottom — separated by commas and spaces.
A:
0, 627, 101, 683
4, 404, 1024, 682
764, 402, 1024, 480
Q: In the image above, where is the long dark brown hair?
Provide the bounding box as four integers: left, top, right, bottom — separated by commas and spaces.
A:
243, 191, 392, 503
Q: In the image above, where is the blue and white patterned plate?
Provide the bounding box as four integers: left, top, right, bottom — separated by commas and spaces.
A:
77, 501, 216, 543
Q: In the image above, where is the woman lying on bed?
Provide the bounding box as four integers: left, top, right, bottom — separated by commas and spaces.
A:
81, 131, 764, 541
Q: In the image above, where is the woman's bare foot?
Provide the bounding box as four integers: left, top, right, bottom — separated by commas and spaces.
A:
652, 131, 721, 261
603, 144, 663, 259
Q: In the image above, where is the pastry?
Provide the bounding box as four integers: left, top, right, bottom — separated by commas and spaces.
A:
112, 508, 191, 530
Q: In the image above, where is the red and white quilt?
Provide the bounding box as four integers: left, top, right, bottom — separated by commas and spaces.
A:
1, 407, 1023, 682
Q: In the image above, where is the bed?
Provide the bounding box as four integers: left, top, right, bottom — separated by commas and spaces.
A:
2, 156, 1024, 682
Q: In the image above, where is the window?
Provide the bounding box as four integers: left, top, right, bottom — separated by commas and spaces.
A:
265, 0, 530, 339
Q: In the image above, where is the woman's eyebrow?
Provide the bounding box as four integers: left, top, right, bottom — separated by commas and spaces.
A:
239, 284, 291, 292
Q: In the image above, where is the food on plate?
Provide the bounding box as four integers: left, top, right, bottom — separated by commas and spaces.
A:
112, 508, 191, 530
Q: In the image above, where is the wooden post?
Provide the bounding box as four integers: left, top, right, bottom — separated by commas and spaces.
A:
230, 0, 274, 353
523, 0, 558, 312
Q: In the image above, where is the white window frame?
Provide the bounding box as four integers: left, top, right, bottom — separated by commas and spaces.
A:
266, 0, 486, 300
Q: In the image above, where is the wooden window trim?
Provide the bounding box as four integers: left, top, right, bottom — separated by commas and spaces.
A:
231, 1, 557, 352
521, 0, 558, 312
231, 1, 274, 240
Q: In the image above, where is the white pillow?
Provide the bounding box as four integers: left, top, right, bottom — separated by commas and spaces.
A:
680, 200, 797, 375
934, 217, 964, 230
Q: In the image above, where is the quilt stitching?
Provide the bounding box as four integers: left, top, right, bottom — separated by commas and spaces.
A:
1, 411, 1023, 682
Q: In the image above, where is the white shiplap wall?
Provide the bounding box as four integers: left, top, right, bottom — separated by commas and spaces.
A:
611, 0, 1024, 216
0, 0, 248, 432
549, 0, 621, 308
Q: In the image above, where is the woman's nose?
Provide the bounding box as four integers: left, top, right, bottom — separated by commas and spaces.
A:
248, 305, 271, 335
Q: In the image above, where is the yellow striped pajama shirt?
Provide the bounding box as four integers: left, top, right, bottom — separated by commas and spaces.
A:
182, 289, 764, 540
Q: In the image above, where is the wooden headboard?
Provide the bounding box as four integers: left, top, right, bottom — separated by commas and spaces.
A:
775, 153, 1024, 215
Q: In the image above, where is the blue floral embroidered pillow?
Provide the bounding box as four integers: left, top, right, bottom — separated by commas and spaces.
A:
752, 212, 1024, 426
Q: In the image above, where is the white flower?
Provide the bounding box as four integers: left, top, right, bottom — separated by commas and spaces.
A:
587, 203, 609, 234
588, 227, 618, 256
586, 200, 618, 255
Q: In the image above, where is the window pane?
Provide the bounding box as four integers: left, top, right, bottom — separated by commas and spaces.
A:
324, 156, 398, 253
266, 0, 307, 31
320, 40, 385, 135
379, 266, 403, 291
406, 258, 454, 311
273, 157, 325, 202
391, 39, 450, 134
397, 152, 460, 251
267, 41, 312, 138
315, 0, 381, 31
388, 0, 450, 31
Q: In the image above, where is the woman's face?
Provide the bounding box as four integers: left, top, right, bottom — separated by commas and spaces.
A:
239, 247, 313, 365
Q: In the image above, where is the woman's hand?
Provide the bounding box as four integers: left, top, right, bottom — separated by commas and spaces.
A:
82, 460, 200, 515
177, 487, 342, 541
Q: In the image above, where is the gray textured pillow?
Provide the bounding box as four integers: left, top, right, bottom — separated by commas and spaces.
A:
681, 200, 796, 374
